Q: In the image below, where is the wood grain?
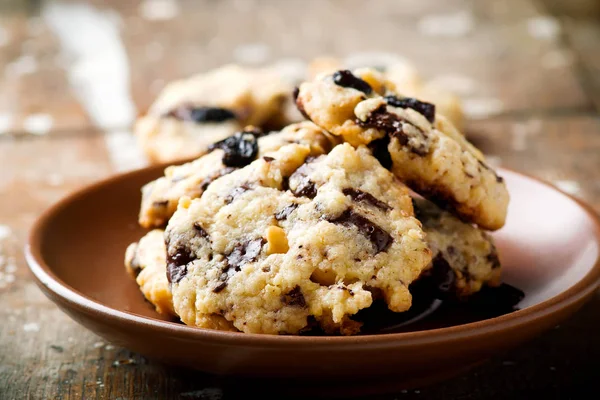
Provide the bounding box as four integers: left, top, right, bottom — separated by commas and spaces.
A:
0, 0, 599, 399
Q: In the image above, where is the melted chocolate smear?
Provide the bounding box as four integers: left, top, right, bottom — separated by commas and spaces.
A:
359, 106, 429, 156
332, 70, 372, 94
368, 135, 392, 170
208, 130, 260, 167
281, 285, 306, 307
200, 167, 237, 191
342, 188, 391, 211
274, 203, 299, 221
166, 246, 196, 284
165, 106, 236, 123
328, 209, 392, 253
225, 182, 253, 204
384, 95, 436, 123
226, 238, 265, 269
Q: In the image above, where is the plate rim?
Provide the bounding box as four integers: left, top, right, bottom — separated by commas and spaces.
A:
25, 165, 600, 348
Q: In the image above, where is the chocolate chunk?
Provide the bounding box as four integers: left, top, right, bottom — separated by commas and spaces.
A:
199, 167, 237, 191
281, 286, 306, 307
165, 106, 236, 123
166, 245, 195, 284
358, 105, 429, 156
328, 209, 392, 253
487, 246, 501, 269
127, 246, 142, 277
226, 238, 265, 269
208, 130, 260, 167
213, 282, 227, 293
332, 70, 372, 94
289, 163, 318, 198
263, 156, 275, 162
152, 200, 169, 208
292, 86, 300, 102
342, 188, 391, 211
291, 177, 317, 198
193, 223, 210, 240
295, 96, 311, 120
274, 203, 299, 221
384, 95, 436, 123
368, 135, 392, 170
225, 182, 253, 204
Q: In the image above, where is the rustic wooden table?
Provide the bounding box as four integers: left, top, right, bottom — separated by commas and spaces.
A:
1, 0, 599, 399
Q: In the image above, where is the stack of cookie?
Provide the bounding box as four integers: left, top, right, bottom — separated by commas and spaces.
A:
125, 63, 511, 335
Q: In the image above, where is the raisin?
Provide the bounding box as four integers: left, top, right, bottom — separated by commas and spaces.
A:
342, 188, 391, 211
384, 95, 435, 123
208, 130, 260, 167
332, 70, 372, 94
327, 209, 392, 253
165, 106, 237, 123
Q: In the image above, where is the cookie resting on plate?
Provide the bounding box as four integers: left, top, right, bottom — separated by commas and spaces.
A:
413, 198, 502, 298
295, 68, 509, 230
138, 122, 339, 229
164, 143, 431, 335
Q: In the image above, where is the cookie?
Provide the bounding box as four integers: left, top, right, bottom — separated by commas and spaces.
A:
138, 122, 339, 228
164, 143, 431, 335
125, 229, 175, 316
413, 198, 502, 298
295, 68, 509, 230
135, 64, 292, 163
307, 56, 464, 130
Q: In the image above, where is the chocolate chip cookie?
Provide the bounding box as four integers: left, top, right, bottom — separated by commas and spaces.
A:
138, 122, 339, 228
307, 56, 464, 130
295, 68, 509, 230
413, 198, 502, 298
135, 64, 292, 163
164, 143, 431, 335
125, 229, 175, 316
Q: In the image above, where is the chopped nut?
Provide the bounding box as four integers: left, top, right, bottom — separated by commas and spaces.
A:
266, 226, 289, 255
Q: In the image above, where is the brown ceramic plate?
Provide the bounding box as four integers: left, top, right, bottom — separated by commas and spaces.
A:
25, 164, 600, 396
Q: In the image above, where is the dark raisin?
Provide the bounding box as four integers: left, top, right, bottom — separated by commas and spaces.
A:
327, 209, 392, 253
199, 167, 237, 191
165, 106, 237, 123
274, 203, 299, 221
384, 95, 435, 123
368, 135, 392, 170
166, 246, 196, 284
342, 188, 391, 211
332, 70, 372, 94
226, 238, 265, 270
208, 130, 260, 167
281, 286, 306, 307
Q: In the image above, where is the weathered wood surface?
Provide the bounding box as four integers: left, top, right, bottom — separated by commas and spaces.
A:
0, 0, 599, 399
